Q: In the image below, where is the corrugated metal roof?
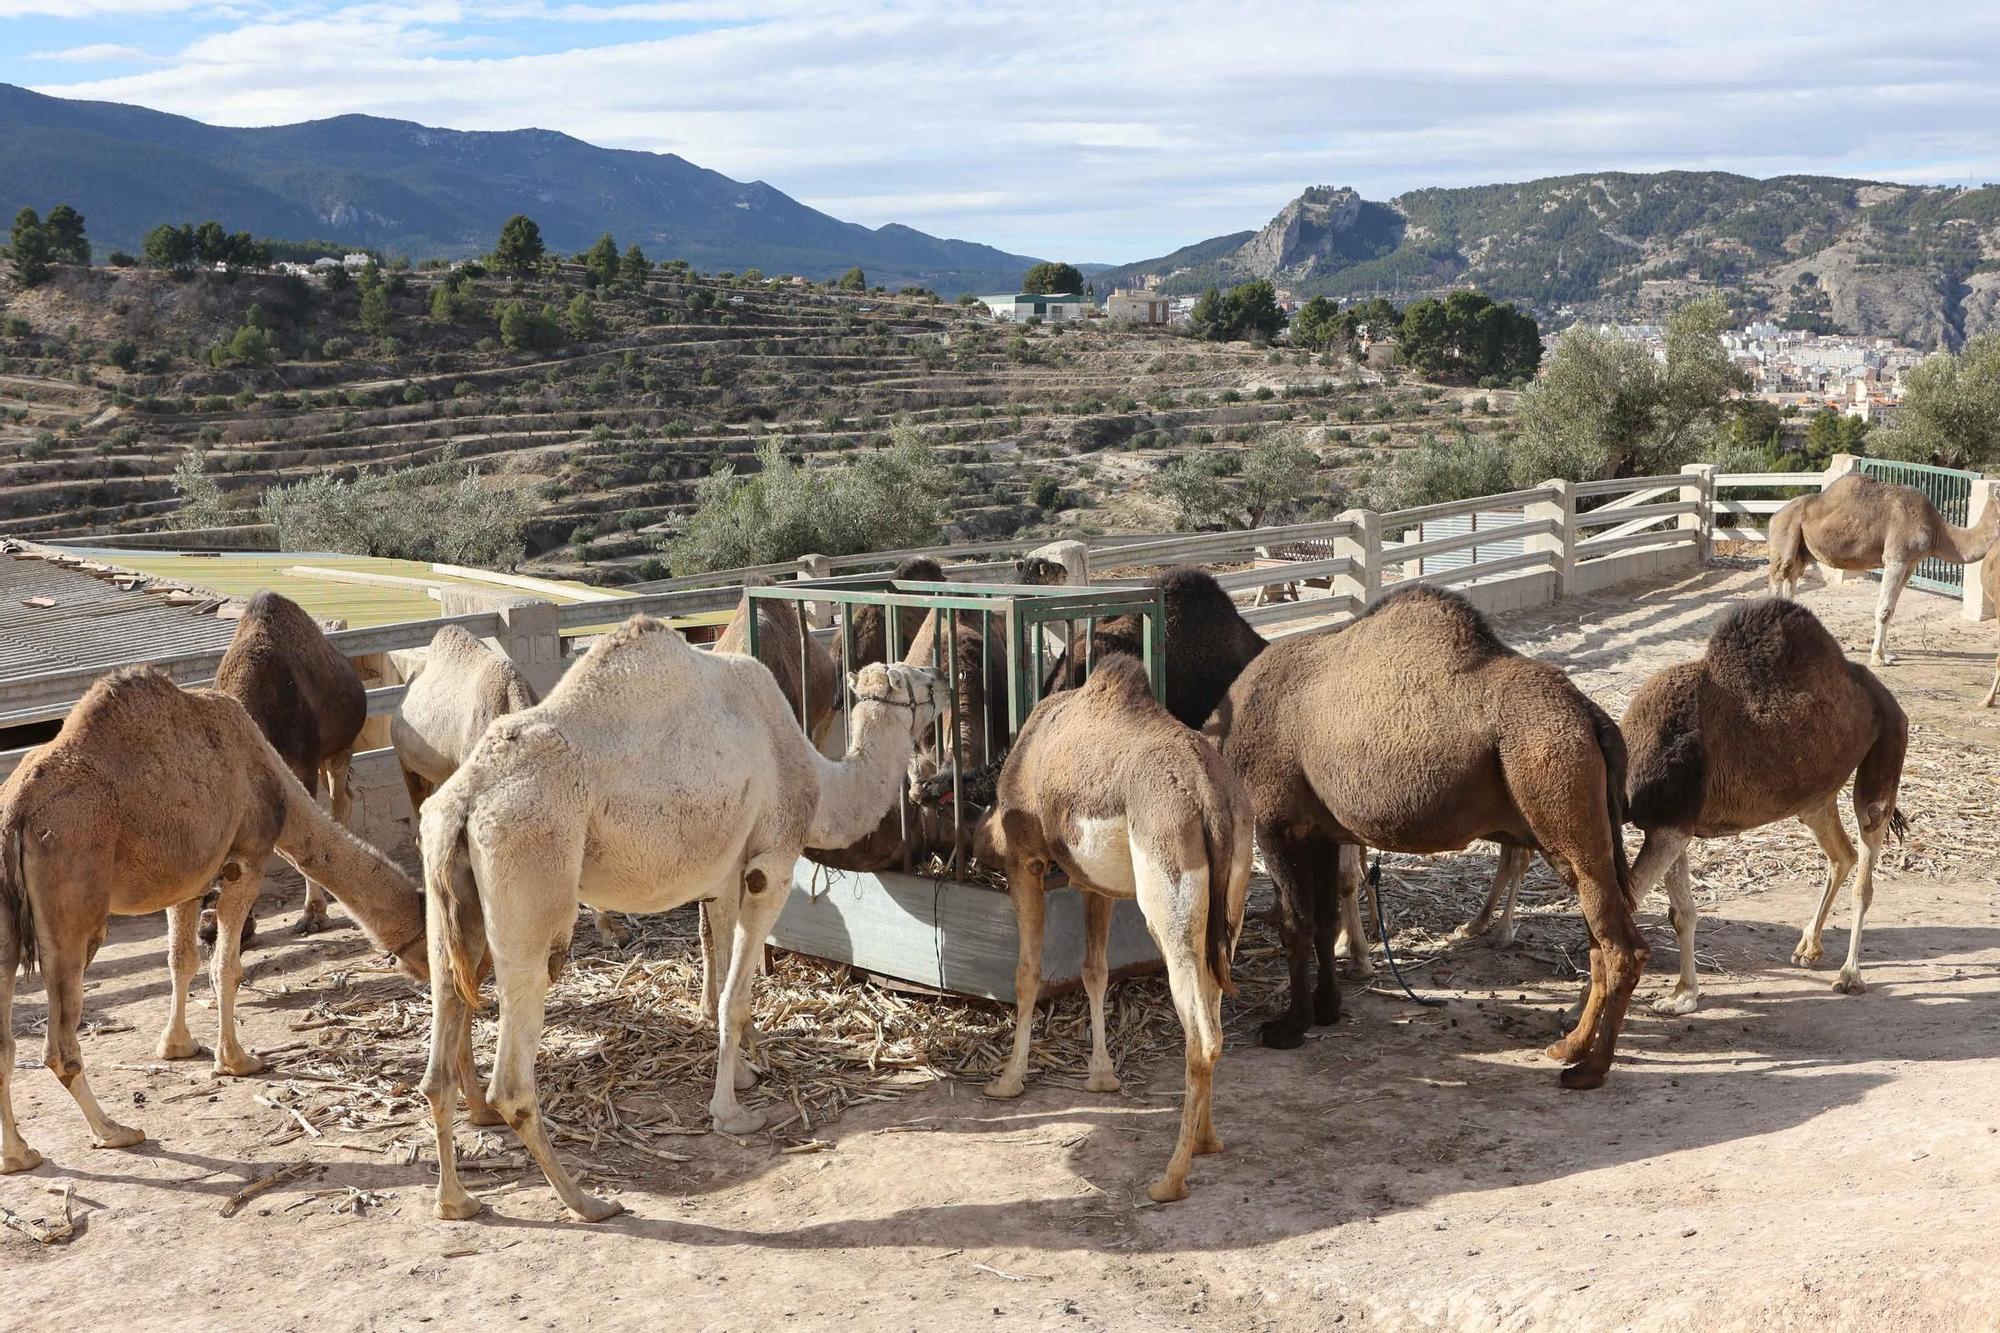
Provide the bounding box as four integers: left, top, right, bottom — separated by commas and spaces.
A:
0, 553, 239, 679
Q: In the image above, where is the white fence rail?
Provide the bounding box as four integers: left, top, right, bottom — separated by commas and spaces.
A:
9, 457, 1997, 789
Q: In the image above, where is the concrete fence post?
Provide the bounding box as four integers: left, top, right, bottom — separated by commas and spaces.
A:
1025, 539, 1089, 585
438, 589, 563, 698
1680, 463, 1717, 562
1333, 508, 1381, 611
1823, 456, 1863, 585
1964, 478, 1999, 622
1525, 479, 1576, 600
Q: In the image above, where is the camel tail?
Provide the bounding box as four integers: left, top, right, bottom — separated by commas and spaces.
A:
1588, 705, 1637, 913
1199, 803, 1242, 1000
421, 791, 487, 1011
1767, 499, 1808, 592
0, 814, 33, 977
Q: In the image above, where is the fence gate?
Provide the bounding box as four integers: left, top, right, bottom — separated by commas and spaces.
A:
1857, 458, 1978, 595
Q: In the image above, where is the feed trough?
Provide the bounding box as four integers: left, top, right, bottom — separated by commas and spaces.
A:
746, 576, 1169, 1001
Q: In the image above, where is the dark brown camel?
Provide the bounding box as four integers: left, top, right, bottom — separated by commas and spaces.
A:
1622, 597, 1907, 1011
716, 579, 841, 748
851, 556, 946, 669
212, 590, 367, 937
1215, 584, 1642, 1089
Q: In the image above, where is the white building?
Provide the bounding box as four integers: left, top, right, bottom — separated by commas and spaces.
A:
1105, 287, 1173, 325
977, 292, 1089, 322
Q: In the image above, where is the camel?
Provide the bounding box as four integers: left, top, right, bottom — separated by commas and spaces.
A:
716, 579, 840, 749
1215, 584, 1643, 1088
0, 668, 428, 1174
213, 590, 367, 937
1767, 472, 1999, 666
1619, 598, 1907, 1011
977, 654, 1251, 1202
393, 625, 540, 812
1045, 566, 1267, 731
851, 556, 946, 669
416, 615, 946, 1222
1981, 552, 2000, 707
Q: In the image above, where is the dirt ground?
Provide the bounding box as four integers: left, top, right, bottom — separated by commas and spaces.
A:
5, 558, 1999, 1332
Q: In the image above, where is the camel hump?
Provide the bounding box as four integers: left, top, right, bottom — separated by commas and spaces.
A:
241, 589, 318, 632
63, 664, 186, 737
1354, 583, 1511, 658
893, 556, 945, 582
1077, 651, 1156, 705
1705, 597, 1842, 684
1154, 565, 1236, 615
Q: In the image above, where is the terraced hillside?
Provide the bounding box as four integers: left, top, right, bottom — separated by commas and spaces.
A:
0, 261, 1518, 580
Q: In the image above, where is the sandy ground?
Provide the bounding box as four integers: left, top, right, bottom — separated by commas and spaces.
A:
4, 558, 1999, 1332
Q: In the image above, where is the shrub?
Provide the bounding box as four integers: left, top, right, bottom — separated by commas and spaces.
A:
1369, 431, 1514, 510
259, 447, 538, 567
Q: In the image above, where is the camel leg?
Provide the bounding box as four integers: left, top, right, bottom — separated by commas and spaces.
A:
698, 894, 759, 1087
1257, 827, 1319, 1050
593, 909, 629, 947
1081, 892, 1120, 1093
1791, 798, 1858, 971
1, 916, 40, 1173
453, 1001, 503, 1127
1869, 560, 1913, 666
1309, 850, 1342, 1023
1551, 865, 1647, 1089
709, 857, 790, 1135
420, 959, 485, 1220
1457, 845, 1529, 946
1622, 830, 1697, 1014
985, 858, 1045, 1099
41, 934, 144, 1150
1982, 651, 2000, 708
1136, 850, 1222, 1203
156, 898, 203, 1060
1333, 843, 1373, 978
399, 763, 430, 819
209, 868, 267, 1077
1833, 801, 1891, 996
293, 762, 342, 935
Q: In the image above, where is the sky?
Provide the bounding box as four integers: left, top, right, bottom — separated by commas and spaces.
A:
7, 1, 2000, 263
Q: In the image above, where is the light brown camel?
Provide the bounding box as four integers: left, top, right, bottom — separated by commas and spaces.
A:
1767, 472, 1999, 666
1215, 584, 1642, 1088
213, 590, 367, 937
978, 654, 1251, 1202
1981, 553, 2000, 707
715, 580, 841, 749
418, 616, 946, 1222
0, 668, 428, 1174
1621, 597, 1907, 1011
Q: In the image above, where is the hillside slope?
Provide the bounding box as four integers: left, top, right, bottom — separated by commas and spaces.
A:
0, 84, 1040, 294
1096, 174, 2000, 347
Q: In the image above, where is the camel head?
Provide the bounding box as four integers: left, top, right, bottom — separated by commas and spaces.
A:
847, 662, 948, 743
1014, 555, 1067, 586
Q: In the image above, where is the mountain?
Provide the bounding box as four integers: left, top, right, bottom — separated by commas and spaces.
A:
0, 84, 1041, 294
1095, 174, 2000, 348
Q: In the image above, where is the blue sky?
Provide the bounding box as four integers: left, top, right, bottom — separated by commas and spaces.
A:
7, 1, 2000, 262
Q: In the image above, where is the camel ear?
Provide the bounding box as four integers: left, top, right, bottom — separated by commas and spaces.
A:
846, 671, 860, 696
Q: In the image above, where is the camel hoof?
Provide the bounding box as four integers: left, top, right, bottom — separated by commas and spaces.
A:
1490, 925, 1518, 948
1146, 1177, 1189, 1204
1, 1146, 43, 1174
732, 1062, 759, 1092
1792, 944, 1823, 968
216, 1050, 267, 1077
1834, 971, 1867, 995
466, 1106, 506, 1128
1259, 1020, 1306, 1051
434, 1193, 484, 1222
92, 1123, 146, 1150
1544, 1039, 1588, 1065
293, 911, 331, 936
1557, 1064, 1607, 1091
597, 919, 631, 947
1085, 1068, 1122, 1094
156, 1032, 202, 1061
982, 1074, 1026, 1100
1651, 990, 1699, 1017
711, 1106, 765, 1136
1450, 923, 1485, 942
1196, 1134, 1223, 1156
570, 1194, 625, 1224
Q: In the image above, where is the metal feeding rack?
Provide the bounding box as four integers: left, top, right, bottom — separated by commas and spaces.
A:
743, 576, 1168, 1001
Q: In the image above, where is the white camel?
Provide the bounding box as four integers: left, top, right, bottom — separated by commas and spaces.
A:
416, 614, 946, 1222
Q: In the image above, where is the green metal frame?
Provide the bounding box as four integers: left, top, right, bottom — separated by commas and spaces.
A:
745, 578, 1167, 737
1858, 457, 1978, 595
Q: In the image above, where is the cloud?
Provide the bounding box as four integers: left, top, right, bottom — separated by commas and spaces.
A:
16, 0, 2000, 258
27, 42, 158, 62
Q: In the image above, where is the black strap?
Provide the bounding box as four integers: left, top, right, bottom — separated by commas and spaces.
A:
1368, 853, 1446, 1008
